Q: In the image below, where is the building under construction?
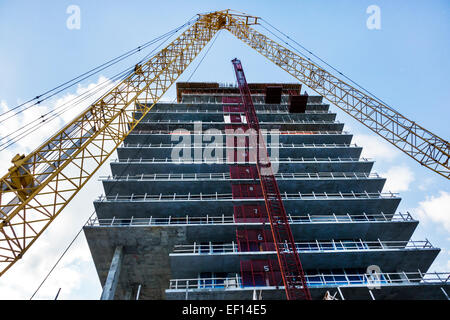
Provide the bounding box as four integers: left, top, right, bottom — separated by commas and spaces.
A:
84, 81, 450, 300
1, 10, 449, 301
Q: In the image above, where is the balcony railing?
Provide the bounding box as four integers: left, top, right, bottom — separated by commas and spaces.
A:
171, 239, 434, 254
109, 156, 372, 164
99, 172, 381, 182
95, 191, 399, 203
167, 271, 450, 290
85, 212, 415, 228
121, 142, 357, 149
127, 130, 349, 135
178, 92, 322, 104
133, 119, 341, 125
144, 108, 330, 115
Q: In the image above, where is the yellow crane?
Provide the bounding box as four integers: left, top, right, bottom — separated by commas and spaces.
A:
0, 9, 448, 279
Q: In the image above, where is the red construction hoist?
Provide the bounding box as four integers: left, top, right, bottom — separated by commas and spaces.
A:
230, 58, 311, 300
223, 96, 277, 293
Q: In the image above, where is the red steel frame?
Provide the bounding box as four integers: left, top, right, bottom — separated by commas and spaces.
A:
236, 229, 275, 252
231, 58, 311, 300
240, 259, 283, 288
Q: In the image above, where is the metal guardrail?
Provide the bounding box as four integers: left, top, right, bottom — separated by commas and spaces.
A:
170, 239, 435, 254
95, 191, 399, 202
178, 92, 322, 103
109, 157, 372, 163
100, 172, 381, 182
85, 212, 415, 228
121, 142, 357, 148
127, 130, 349, 135
167, 272, 450, 290
133, 119, 342, 125
145, 108, 330, 115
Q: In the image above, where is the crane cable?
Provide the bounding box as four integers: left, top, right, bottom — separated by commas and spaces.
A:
107, 30, 222, 191
27, 23, 199, 290
0, 70, 131, 151
0, 15, 199, 126
186, 30, 221, 83
0, 16, 198, 150
29, 211, 96, 300
258, 18, 402, 114
168, 29, 221, 105
19, 17, 202, 298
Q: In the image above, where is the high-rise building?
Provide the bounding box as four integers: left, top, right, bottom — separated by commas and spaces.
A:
84, 82, 449, 300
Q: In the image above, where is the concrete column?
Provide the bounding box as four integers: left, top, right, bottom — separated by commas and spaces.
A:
100, 246, 124, 300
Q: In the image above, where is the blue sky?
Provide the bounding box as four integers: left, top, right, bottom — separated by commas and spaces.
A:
0, 0, 449, 299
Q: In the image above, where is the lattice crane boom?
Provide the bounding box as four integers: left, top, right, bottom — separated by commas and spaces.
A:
0, 9, 448, 284
0, 10, 230, 277
223, 15, 449, 179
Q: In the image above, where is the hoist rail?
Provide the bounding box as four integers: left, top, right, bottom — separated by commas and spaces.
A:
0, 9, 447, 279
232, 58, 311, 300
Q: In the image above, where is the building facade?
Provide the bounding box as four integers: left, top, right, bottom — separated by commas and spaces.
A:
84, 82, 450, 300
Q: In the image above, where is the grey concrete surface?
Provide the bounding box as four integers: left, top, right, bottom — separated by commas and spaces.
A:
100, 245, 123, 300
84, 91, 444, 300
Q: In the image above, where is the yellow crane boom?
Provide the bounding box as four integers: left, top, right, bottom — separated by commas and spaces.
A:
0, 9, 448, 277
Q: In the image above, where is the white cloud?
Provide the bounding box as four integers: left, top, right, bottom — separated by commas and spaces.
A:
428, 257, 450, 273
0, 77, 114, 299
418, 177, 435, 191
380, 165, 415, 192
414, 191, 450, 232
0, 76, 117, 172
352, 133, 400, 162
0, 191, 103, 300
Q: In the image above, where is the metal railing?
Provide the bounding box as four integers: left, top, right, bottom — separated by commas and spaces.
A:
178, 93, 322, 104
99, 172, 381, 182
85, 212, 415, 228
121, 142, 358, 148
127, 130, 349, 135
167, 271, 450, 290
159, 100, 325, 106
95, 191, 399, 202
144, 108, 330, 115
109, 156, 372, 164
170, 239, 434, 254
133, 119, 341, 125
